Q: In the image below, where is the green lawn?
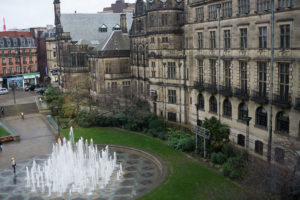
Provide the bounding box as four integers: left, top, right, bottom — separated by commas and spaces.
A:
0, 126, 10, 137
62, 127, 250, 200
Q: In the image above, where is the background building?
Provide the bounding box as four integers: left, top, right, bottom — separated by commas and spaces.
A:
101, 0, 135, 13
0, 34, 39, 88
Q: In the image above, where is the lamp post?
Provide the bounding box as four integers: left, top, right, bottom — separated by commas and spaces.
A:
54, 106, 61, 138
244, 116, 252, 153
12, 80, 16, 104
217, 4, 221, 121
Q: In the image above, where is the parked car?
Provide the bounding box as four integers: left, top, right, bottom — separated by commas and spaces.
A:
34, 87, 46, 95
0, 88, 8, 95
25, 85, 36, 92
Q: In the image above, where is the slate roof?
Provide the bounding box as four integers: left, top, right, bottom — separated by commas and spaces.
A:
93, 30, 130, 51
60, 13, 133, 47
0, 37, 36, 49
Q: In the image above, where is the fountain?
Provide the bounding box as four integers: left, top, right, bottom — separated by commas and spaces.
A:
25, 127, 123, 196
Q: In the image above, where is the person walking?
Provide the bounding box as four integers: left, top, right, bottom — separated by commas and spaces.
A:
20, 112, 24, 120
1, 107, 4, 116
11, 157, 16, 174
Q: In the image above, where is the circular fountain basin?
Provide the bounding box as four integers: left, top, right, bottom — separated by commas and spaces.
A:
0, 145, 166, 200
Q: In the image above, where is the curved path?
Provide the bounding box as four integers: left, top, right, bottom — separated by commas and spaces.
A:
0, 113, 55, 170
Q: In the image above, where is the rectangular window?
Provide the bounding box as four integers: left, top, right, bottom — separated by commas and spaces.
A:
210, 60, 216, 85
224, 30, 231, 49
16, 66, 21, 73
9, 67, 13, 74
112, 82, 117, 88
208, 4, 217, 20
162, 14, 168, 26
258, 62, 267, 96
259, 27, 267, 49
9, 58, 13, 65
168, 62, 176, 79
239, 0, 250, 14
152, 71, 156, 78
53, 52, 56, 57
198, 59, 204, 84
280, 25, 290, 49
222, 1, 232, 18
3, 67, 6, 75
168, 90, 177, 104
162, 37, 169, 43
29, 56, 33, 63
240, 61, 247, 92
168, 112, 177, 122
240, 28, 247, 49
150, 15, 155, 27
278, 0, 294, 9
23, 57, 27, 64
24, 66, 27, 73
255, 141, 264, 155
279, 63, 289, 99
224, 60, 231, 87
196, 7, 204, 21
29, 66, 33, 73
150, 37, 155, 43
2, 58, 6, 65
198, 32, 203, 49
210, 31, 216, 49
151, 62, 155, 67
16, 57, 20, 64
257, 0, 270, 12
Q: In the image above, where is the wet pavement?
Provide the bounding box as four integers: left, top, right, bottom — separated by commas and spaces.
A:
0, 113, 55, 170
0, 90, 39, 106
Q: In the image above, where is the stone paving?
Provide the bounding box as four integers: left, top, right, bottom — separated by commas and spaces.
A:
0, 146, 162, 200
0, 90, 39, 106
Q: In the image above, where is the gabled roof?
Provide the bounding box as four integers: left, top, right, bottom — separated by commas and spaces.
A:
93, 30, 129, 51
60, 13, 133, 47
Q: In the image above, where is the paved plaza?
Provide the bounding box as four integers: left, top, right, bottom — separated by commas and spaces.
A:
0, 113, 55, 170
0, 90, 39, 106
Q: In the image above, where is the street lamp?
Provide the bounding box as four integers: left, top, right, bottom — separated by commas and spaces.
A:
54, 106, 61, 139
244, 116, 252, 153
12, 80, 16, 104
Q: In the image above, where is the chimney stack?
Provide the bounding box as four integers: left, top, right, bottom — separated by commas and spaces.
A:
3, 18, 6, 32
120, 14, 127, 33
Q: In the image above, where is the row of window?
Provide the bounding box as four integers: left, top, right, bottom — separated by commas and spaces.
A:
107, 81, 131, 89
1, 49, 33, 56
197, 24, 290, 50
237, 135, 285, 163
1, 66, 35, 75
196, 0, 294, 21
1, 57, 34, 65
197, 94, 289, 133
197, 60, 289, 100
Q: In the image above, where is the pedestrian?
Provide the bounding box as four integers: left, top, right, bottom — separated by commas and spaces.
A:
1, 107, 4, 116
20, 112, 24, 120
11, 157, 16, 174
0, 141, 2, 151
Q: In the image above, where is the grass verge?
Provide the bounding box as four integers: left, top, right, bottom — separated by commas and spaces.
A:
62, 127, 250, 200
0, 126, 10, 137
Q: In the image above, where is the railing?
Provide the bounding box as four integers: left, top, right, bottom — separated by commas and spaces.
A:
194, 81, 205, 90
204, 83, 217, 94
272, 94, 291, 109
295, 98, 300, 110
251, 90, 268, 104
219, 85, 232, 97
234, 88, 249, 100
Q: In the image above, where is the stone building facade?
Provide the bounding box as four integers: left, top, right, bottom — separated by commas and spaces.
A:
130, 0, 300, 166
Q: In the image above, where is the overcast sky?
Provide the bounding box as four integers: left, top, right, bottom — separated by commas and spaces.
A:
0, 0, 136, 30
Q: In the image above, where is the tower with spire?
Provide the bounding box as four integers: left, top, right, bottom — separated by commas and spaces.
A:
54, 0, 63, 37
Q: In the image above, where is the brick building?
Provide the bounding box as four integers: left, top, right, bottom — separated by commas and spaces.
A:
0, 33, 39, 88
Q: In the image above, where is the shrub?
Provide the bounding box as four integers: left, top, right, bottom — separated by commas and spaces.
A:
77, 111, 92, 128
167, 129, 195, 152
158, 131, 167, 140
177, 137, 195, 152
62, 105, 76, 118
149, 119, 164, 132
222, 144, 236, 158
211, 152, 227, 165
221, 156, 245, 179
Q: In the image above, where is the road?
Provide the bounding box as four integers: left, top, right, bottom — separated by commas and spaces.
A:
0, 90, 39, 106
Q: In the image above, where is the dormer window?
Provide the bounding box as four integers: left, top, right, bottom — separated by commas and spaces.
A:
99, 24, 108, 32
113, 24, 121, 31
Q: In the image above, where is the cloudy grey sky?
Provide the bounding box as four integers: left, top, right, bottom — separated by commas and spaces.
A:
0, 0, 135, 30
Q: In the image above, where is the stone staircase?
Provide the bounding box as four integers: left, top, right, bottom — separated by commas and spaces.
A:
1, 103, 39, 117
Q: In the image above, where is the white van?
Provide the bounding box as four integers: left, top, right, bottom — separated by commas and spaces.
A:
0, 88, 8, 95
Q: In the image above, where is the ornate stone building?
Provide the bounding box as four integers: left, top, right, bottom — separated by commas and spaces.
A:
130, 0, 300, 166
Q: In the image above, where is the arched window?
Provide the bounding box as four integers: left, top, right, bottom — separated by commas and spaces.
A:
237, 134, 245, 147
209, 96, 217, 113
197, 94, 204, 110
276, 112, 289, 134
256, 107, 268, 127
255, 140, 263, 155
223, 99, 232, 117
238, 103, 248, 121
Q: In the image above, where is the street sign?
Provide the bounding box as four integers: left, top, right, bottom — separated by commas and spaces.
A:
193, 126, 211, 158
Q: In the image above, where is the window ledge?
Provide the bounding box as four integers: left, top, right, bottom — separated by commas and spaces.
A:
209, 111, 217, 115
237, 119, 247, 124
274, 130, 289, 136
254, 124, 268, 131
222, 115, 232, 120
